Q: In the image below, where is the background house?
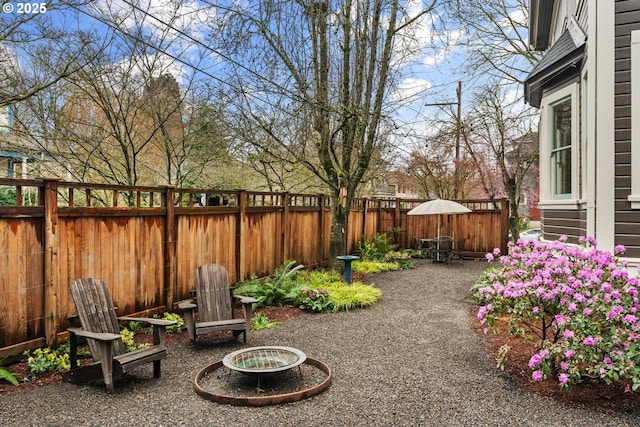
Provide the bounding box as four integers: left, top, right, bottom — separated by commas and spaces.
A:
0, 101, 52, 180
524, 1, 640, 262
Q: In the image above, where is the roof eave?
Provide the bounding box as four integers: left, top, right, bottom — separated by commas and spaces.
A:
529, 0, 556, 51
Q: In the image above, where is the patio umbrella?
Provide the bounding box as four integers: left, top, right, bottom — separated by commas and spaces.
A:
407, 198, 472, 239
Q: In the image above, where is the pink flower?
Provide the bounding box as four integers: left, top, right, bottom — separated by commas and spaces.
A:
532, 370, 544, 381
563, 329, 575, 339
565, 350, 575, 359
558, 373, 569, 384
528, 354, 542, 368
583, 336, 596, 346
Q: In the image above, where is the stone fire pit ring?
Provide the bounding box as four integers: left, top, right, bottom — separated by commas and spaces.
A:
194, 348, 332, 407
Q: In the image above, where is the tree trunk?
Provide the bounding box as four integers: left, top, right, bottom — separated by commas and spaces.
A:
329, 193, 348, 267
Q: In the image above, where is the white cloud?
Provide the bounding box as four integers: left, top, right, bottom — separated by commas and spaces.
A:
393, 77, 433, 104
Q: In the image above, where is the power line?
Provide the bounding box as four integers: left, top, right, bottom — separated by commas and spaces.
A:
72, 2, 307, 108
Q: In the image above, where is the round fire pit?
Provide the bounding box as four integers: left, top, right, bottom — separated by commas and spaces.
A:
222, 346, 306, 374
195, 346, 332, 407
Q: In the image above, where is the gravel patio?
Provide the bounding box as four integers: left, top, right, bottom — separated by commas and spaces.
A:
1, 259, 639, 426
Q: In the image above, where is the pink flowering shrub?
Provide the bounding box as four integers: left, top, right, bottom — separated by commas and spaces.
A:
473, 236, 640, 391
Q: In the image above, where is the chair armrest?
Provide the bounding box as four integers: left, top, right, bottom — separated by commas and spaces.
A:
117, 316, 177, 326
177, 300, 197, 311
235, 295, 259, 305
67, 327, 121, 342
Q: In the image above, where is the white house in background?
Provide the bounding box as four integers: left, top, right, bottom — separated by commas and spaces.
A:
524, 1, 640, 263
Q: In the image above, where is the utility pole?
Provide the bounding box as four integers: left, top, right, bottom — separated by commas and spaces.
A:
455, 80, 462, 166
425, 81, 463, 197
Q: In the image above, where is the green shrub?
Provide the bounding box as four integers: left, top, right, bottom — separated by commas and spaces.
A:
358, 233, 397, 261
236, 260, 382, 314
155, 312, 184, 333
352, 260, 400, 274
234, 260, 304, 308
251, 313, 281, 330
325, 281, 382, 312
0, 367, 19, 386
0, 356, 19, 386
0, 187, 17, 206
297, 288, 334, 312
120, 328, 148, 352
24, 346, 71, 377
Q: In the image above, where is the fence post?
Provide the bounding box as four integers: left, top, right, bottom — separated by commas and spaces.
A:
362, 198, 368, 237
318, 194, 327, 266
376, 199, 383, 236
163, 186, 176, 310
236, 190, 246, 281
43, 178, 60, 346
281, 192, 290, 264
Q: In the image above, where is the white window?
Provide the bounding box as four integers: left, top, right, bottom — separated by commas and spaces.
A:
539, 83, 580, 208
551, 98, 572, 198
0, 104, 11, 132
629, 30, 640, 209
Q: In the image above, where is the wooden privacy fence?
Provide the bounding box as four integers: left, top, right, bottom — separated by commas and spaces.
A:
0, 178, 507, 355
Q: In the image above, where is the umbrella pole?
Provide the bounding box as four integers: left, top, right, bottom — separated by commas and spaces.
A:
437, 215, 441, 261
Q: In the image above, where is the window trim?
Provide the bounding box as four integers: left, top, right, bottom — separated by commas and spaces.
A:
629, 30, 640, 209
539, 83, 580, 208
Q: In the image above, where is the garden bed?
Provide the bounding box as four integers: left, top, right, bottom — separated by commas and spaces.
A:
476, 307, 640, 412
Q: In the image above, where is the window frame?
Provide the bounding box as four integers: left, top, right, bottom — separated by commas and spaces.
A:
538, 83, 580, 209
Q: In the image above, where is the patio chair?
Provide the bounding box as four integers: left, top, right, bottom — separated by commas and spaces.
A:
413, 236, 437, 259
64, 278, 176, 393
454, 238, 467, 261
178, 264, 257, 344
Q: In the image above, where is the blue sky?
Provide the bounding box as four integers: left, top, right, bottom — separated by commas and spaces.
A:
3, 0, 532, 157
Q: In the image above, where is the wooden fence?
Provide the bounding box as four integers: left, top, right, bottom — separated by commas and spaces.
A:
0, 178, 508, 356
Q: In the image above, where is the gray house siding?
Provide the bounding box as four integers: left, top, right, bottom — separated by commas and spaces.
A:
542, 209, 586, 243
615, 1, 640, 258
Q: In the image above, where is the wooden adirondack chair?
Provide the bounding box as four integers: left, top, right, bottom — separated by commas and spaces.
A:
64, 278, 176, 393
178, 264, 257, 344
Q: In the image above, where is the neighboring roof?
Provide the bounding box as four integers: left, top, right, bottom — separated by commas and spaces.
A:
524, 30, 585, 108
0, 150, 30, 159
529, 0, 555, 50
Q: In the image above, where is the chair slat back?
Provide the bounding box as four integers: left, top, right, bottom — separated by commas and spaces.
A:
70, 278, 126, 358
194, 264, 233, 323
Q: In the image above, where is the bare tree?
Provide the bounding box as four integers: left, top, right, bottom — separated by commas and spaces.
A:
408, 130, 475, 200
10, 0, 224, 190
414, 0, 542, 236
209, 0, 437, 258
0, 2, 96, 108
442, 0, 541, 86
463, 83, 538, 239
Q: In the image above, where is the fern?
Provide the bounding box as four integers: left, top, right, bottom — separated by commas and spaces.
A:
0, 367, 19, 386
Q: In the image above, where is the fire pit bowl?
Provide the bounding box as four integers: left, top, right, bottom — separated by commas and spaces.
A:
222, 346, 306, 375
195, 346, 332, 406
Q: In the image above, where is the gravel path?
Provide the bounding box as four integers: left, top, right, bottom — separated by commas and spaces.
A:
2, 259, 639, 426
